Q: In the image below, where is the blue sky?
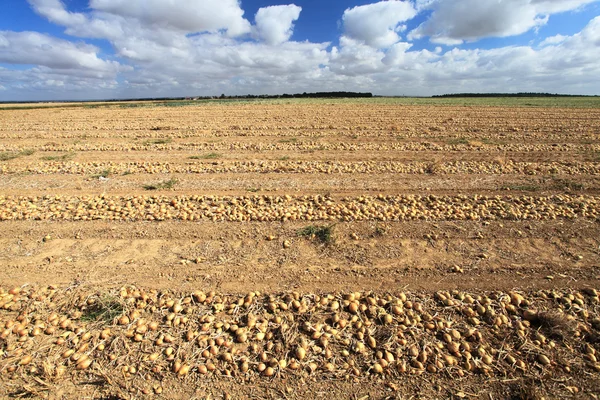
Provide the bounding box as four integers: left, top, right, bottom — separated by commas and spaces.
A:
1, 0, 599, 101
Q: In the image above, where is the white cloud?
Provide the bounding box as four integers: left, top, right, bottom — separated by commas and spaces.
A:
0, 31, 122, 75
414, 0, 436, 11
342, 1, 417, 48
255, 5, 302, 45
122, 35, 331, 97
330, 37, 387, 76
27, 0, 122, 39
328, 15, 600, 95
409, 0, 598, 44
21, 0, 323, 95
27, 0, 252, 65
540, 34, 567, 46
0, 31, 126, 100
28, 0, 252, 41
532, 0, 598, 13
27, 0, 87, 27
1, 1, 600, 100
0, 65, 120, 101
89, 0, 251, 36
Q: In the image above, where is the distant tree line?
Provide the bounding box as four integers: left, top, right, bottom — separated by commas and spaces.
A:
0, 92, 374, 104
433, 93, 596, 98
218, 92, 373, 99
115, 91, 373, 102
121, 92, 373, 102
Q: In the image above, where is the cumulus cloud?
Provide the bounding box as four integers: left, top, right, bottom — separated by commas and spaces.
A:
0, 31, 122, 75
255, 5, 302, 45
342, 1, 417, 48
21, 0, 319, 94
89, 0, 251, 36
27, 0, 252, 65
330, 37, 387, 76
409, 0, 598, 44
1, 0, 600, 100
29, 0, 251, 37
27, 0, 122, 39
0, 65, 120, 101
0, 30, 127, 100
540, 34, 567, 46
346, 15, 600, 95
27, 0, 87, 26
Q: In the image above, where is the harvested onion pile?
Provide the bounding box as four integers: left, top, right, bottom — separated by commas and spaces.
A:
1, 160, 599, 176
1, 141, 598, 154
0, 193, 598, 222
1, 284, 599, 396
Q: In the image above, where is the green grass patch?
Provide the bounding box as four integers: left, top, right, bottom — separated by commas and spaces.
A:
278, 138, 298, 143
446, 137, 470, 145
0, 153, 20, 161
143, 178, 179, 190
92, 169, 111, 179
0, 149, 35, 161
81, 295, 125, 323
40, 152, 76, 161
298, 224, 335, 244
551, 178, 584, 191
144, 138, 173, 145
189, 152, 222, 160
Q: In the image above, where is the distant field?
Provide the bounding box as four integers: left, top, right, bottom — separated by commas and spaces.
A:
2, 95, 600, 111
379, 96, 600, 107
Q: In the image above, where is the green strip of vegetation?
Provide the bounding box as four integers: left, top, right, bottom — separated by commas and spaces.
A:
143, 178, 179, 191
81, 295, 124, 323
298, 225, 335, 244
143, 138, 173, 145
189, 153, 221, 160
91, 169, 111, 179
0, 149, 35, 161
40, 152, 76, 161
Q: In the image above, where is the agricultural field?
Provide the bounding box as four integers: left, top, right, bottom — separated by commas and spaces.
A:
1, 98, 600, 399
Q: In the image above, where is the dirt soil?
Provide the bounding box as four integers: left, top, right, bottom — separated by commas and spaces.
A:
1, 100, 600, 399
